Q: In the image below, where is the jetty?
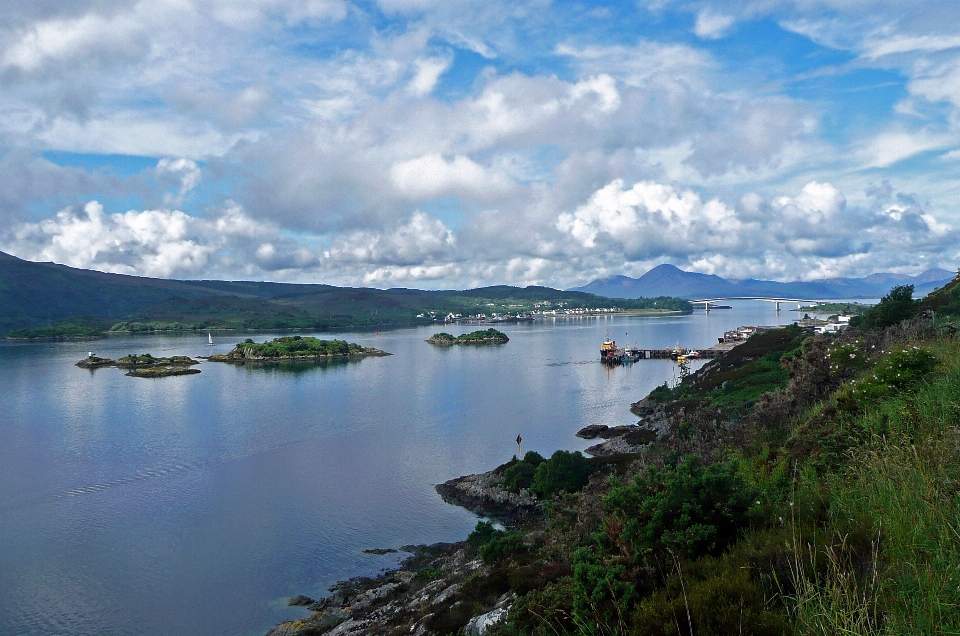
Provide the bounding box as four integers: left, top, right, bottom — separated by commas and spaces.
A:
601, 325, 782, 364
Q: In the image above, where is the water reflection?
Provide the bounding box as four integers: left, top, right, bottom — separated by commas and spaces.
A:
228, 357, 362, 375
0, 303, 811, 636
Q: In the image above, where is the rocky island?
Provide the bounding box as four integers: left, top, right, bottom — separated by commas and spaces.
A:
207, 335, 389, 363
76, 353, 201, 378
427, 329, 509, 346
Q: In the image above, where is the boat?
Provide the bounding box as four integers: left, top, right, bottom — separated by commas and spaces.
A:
600, 333, 625, 363
207, 332, 214, 346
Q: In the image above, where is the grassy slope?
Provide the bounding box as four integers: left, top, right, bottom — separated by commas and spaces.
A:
450, 316, 959, 636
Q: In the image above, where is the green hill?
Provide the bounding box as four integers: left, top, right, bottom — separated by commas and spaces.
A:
0, 251, 691, 337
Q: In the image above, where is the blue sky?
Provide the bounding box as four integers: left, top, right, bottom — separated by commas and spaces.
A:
1, 0, 959, 287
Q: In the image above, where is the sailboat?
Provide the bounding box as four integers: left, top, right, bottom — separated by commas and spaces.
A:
207, 332, 214, 346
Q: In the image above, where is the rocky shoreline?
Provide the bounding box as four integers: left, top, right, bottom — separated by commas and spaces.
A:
266, 441, 652, 635
434, 464, 541, 525
267, 541, 518, 636
265, 392, 672, 635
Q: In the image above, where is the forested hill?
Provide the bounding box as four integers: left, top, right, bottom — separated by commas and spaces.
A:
0, 252, 690, 337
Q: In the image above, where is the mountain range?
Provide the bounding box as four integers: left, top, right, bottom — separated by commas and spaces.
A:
570, 264, 957, 300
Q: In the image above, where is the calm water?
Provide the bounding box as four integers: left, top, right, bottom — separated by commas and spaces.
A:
0, 303, 794, 636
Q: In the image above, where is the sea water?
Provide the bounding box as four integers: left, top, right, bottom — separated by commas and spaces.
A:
0, 303, 800, 635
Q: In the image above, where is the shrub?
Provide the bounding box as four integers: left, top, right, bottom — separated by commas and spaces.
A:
467, 521, 526, 564
530, 450, 594, 498
467, 520, 497, 549
630, 569, 788, 636
850, 285, 920, 330
605, 456, 758, 560
836, 346, 937, 413
503, 451, 546, 492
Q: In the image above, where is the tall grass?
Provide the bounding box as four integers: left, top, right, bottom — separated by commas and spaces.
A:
789, 337, 960, 635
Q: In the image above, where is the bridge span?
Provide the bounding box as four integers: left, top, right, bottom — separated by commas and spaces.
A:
689, 297, 835, 312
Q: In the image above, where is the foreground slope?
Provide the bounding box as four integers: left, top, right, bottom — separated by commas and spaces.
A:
269, 282, 960, 636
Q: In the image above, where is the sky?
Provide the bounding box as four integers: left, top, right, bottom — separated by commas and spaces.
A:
1, 0, 960, 289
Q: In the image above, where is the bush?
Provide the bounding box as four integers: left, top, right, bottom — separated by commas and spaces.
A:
466, 521, 526, 564
605, 456, 758, 560
503, 451, 546, 492
836, 346, 938, 413
850, 285, 920, 330
530, 450, 594, 498
467, 520, 497, 549
630, 569, 788, 636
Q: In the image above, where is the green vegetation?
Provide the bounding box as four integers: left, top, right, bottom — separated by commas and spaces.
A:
849, 284, 920, 330
75, 353, 201, 378
114, 353, 199, 368
7, 317, 110, 339
209, 335, 387, 361
501, 450, 595, 498
794, 301, 869, 315
427, 328, 510, 345
645, 325, 809, 413
919, 270, 960, 319
424, 287, 959, 636
0, 250, 692, 337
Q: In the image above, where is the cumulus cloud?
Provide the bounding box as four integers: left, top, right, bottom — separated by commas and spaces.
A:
6, 201, 216, 278
2, 0, 960, 289
390, 154, 515, 200
693, 10, 735, 40
554, 179, 959, 282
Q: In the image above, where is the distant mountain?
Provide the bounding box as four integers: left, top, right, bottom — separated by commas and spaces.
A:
571, 264, 956, 300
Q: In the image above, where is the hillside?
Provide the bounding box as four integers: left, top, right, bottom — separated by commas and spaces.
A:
574, 263, 955, 299
270, 284, 960, 636
0, 252, 691, 337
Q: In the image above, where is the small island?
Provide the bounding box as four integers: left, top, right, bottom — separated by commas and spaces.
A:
207, 336, 390, 363
427, 328, 509, 345
76, 353, 202, 378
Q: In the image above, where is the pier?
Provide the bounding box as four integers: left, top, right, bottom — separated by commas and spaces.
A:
601, 325, 767, 364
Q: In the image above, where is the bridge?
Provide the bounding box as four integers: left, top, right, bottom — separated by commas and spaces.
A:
689, 297, 834, 313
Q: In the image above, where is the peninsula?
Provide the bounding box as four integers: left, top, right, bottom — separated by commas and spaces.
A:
207, 336, 389, 363
426, 328, 509, 346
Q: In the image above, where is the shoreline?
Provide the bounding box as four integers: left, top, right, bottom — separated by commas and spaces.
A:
3, 310, 689, 342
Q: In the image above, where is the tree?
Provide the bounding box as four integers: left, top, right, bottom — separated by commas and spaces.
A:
849, 284, 920, 330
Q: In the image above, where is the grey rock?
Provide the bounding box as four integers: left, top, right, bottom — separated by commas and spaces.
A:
464, 608, 509, 636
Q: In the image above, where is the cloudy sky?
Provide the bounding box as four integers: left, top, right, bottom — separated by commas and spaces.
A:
1, 0, 959, 288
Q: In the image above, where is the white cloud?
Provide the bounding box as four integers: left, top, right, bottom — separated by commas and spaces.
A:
390, 154, 515, 200
7, 201, 215, 278
408, 56, 452, 96
693, 10, 735, 40
553, 178, 958, 282
325, 211, 456, 266
858, 129, 954, 168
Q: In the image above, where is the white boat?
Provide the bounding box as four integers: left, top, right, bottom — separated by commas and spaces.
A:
207, 332, 214, 346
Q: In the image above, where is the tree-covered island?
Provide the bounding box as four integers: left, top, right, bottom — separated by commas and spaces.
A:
427, 328, 509, 345
207, 335, 389, 362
